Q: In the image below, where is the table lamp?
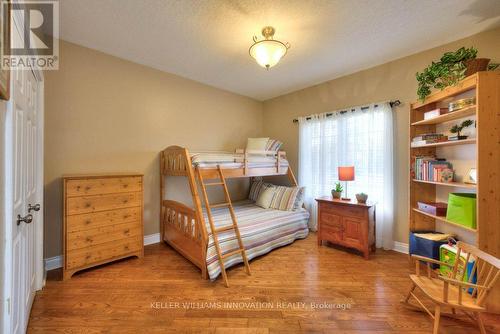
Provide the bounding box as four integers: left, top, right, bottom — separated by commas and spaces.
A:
338, 166, 355, 201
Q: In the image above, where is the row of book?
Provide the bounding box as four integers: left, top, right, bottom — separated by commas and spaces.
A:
412, 156, 454, 182
411, 133, 447, 147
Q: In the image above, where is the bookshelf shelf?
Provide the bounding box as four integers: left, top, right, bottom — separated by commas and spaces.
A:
412, 208, 477, 232
411, 105, 476, 126
410, 138, 475, 148
412, 179, 476, 189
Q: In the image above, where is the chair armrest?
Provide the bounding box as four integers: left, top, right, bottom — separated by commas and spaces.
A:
411, 254, 454, 267
437, 275, 487, 290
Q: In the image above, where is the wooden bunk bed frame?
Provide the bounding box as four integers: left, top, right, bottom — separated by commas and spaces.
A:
159, 145, 298, 279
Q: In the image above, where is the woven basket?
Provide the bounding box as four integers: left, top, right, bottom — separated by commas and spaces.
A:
464, 58, 490, 76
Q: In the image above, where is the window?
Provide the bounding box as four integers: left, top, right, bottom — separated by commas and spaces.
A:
298, 102, 395, 249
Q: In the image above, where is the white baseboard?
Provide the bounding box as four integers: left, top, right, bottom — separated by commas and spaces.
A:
143, 232, 160, 246
393, 241, 409, 254
44, 255, 62, 271
44, 233, 162, 271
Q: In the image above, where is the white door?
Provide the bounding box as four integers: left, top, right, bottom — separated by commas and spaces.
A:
9, 66, 40, 334
4, 15, 44, 334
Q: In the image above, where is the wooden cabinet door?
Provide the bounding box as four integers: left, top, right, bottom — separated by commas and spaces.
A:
342, 217, 364, 248
320, 211, 343, 243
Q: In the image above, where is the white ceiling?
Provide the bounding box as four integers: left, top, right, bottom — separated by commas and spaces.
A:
59, 0, 500, 101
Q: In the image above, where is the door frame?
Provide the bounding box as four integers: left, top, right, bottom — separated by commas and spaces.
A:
1, 9, 45, 333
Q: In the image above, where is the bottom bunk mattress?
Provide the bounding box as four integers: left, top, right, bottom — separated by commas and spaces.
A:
204, 201, 310, 280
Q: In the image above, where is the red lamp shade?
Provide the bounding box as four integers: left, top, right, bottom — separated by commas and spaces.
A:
338, 166, 355, 181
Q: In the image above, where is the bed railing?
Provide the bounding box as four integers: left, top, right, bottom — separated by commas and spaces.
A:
162, 200, 207, 272
161, 145, 190, 176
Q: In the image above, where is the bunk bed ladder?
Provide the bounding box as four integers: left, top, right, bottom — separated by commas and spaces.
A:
197, 165, 251, 287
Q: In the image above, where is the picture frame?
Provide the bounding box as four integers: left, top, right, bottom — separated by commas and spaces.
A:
0, 0, 10, 101
465, 168, 477, 184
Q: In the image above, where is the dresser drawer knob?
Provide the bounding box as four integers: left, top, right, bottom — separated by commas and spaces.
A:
124, 245, 129, 251
123, 199, 128, 204
85, 202, 91, 208
85, 254, 91, 260
123, 184, 129, 188
85, 220, 91, 225
85, 186, 91, 191
86, 237, 92, 242
124, 229, 130, 234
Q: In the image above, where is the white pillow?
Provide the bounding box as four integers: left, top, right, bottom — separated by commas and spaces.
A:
255, 186, 276, 209
246, 137, 269, 151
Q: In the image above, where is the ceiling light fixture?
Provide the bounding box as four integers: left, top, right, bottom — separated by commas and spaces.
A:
249, 26, 290, 70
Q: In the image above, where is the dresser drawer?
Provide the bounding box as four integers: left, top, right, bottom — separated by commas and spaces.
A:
66, 237, 143, 270
321, 202, 366, 219
66, 192, 142, 215
65, 176, 142, 197
66, 207, 141, 233
67, 222, 142, 251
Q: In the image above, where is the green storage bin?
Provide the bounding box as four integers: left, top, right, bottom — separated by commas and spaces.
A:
446, 193, 476, 229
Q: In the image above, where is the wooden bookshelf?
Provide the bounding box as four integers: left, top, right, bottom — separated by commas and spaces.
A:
409, 71, 500, 312
412, 208, 477, 232
412, 179, 476, 189
411, 105, 476, 126
410, 138, 475, 148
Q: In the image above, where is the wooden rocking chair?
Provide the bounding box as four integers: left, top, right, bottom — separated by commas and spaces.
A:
403, 241, 500, 334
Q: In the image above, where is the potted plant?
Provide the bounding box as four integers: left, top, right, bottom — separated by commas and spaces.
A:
355, 193, 368, 204
416, 47, 489, 102
332, 182, 343, 199
449, 119, 474, 141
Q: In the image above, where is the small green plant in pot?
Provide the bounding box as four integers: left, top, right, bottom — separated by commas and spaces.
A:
332, 182, 343, 199
356, 193, 368, 204
416, 47, 482, 102
449, 119, 474, 141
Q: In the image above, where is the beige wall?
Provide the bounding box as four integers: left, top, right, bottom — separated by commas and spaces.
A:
45, 28, 500, 258
263, 27, 500, 244
44, 41, 263, 258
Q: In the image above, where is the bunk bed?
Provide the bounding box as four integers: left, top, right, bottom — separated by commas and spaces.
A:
159, 145, 310, 281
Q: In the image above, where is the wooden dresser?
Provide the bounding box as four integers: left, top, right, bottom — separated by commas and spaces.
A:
316, 197, 376, 259
63, 173, 144, 280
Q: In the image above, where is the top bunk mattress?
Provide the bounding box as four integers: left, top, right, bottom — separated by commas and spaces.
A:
190, 151, 289, 169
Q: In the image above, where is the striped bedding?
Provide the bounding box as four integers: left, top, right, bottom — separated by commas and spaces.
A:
203, 200, 309, 280
190, 151, 288, 169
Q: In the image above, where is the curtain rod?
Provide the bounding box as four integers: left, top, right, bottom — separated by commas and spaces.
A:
292, 100, 401, 123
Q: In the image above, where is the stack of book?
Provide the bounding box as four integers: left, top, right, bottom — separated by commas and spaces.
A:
412, 156, 453, 182
411, 133, 446, 147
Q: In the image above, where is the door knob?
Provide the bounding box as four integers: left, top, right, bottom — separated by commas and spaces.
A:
17, 214, 33, 225
28, 203, 41, 213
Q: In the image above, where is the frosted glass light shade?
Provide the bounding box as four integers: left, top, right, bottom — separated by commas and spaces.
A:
249, 40, 288, 69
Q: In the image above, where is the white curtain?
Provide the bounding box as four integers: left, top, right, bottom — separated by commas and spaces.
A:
298, 102, 395, 250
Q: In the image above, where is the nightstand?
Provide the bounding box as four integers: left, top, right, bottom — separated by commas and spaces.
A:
316, 197, 376, 259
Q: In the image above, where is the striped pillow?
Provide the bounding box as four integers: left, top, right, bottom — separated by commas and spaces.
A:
269, 186, 304, 211
248, 178, 275, 201
265, 139, 283, 152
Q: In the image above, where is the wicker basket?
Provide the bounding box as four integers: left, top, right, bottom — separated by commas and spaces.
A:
464, 58, 490, 76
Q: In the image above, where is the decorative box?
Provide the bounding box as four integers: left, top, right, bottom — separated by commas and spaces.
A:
417, 202, 448, 216
446, 193, 477, 229
424, 108, 448, 120
449, 97, 475, 112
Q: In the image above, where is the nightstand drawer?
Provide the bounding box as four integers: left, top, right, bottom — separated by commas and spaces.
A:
321, 203, 365, 219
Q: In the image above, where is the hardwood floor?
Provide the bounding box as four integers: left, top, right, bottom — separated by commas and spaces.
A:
29, 234, 500, 333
